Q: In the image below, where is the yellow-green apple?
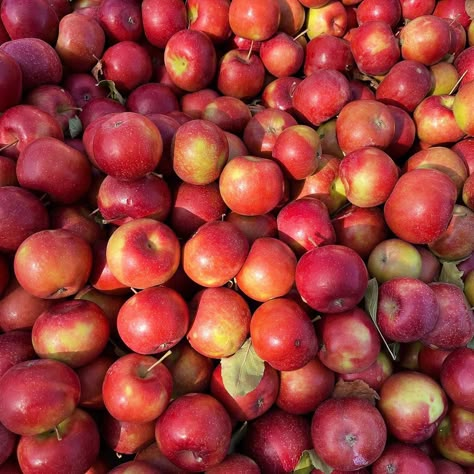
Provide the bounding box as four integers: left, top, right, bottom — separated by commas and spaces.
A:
141, 0, 187, 49
105, 218, 180, 289
92, 112, 163, 181
317, 306, 381, 373
164, 29, 216, 92
430, 61, 460, 95
276, 357, 335, 415
376, 277, 440, 343
216, 49, 266, 99
331, 205, 389, 260
350, 21, 400, 75
243, 108, 297, 158
16, 408, 100, 474
428, 205, 474, 261
371, 443, 437, 474
126, 83, 180, 116
117, 286, 189, 355
225, 212, 277, 244
271, 124, 321, 180
356, 0, 401, 27
187, 287, 251, 358
0, 186, 49, 254
182, 220, 249, 287
421, 282, 474, 350
414, 95, 465, 146
336, 99, 396, 155
378, 370, 448, 443
306, 0, 348, 39
31, 299, 110, 368
440, 347, 474, 411
338, 147, 399, 207
235, 237, 297, 302
367, 238, 423, 282
0, 358, 81, 436
14, 228, 92, 299
228, 0, 280, 41
463, 174, 474, 210
210, 362, 279, 421
295, 244, 368, 313
292, 69, 351, 127
453, 80, 474, 136
0, 50, 22, 112
250, 297, 318, 371
339, 351, 394, 391
0, 330, 36, 378
383, 168, 457, 244
172, 119, 228, 185
155, 393, 232, 472
202, 96, 252, 135
399, 14, 452, 65
170, 181, 227, 239
219, 155, 286, 216
205, 454, 260, 474
102, 353, 173, 423
261, 76, 302, 113
163, 339, 214, 398
375, 60, 433, 112
187, 0, 231, 44
311, 397, 387, 471
55, 12, 105, 73
259, 32, 304, 77
276, 197, 336, 256
434, 405, 474, 467
241, 408, 312, 473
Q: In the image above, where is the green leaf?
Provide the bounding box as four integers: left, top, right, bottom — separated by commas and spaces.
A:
468, 337, 474, 349
97, 79, 126, 105
438, 261, 465, 289
364, 278, 400, 361
293, 450, 333, 474
221, 338, 265, 398
68, 115, 83, 139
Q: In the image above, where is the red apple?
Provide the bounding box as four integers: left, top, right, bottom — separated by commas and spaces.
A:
0, 50, 22, 112
261, 76, 302, 113
356, 0, 401, 28
259, 32, 304, 77
225, 212, 277, 244
205, 454, 260, 474
181, 88, 221, 119
0, 330, 36, 379
386, 104, 417, 160
453, 79, 474, 136
97, 0, 143, 43
201, 96, 252, 135
306, 0, 348, 39
126, 83, 179, 115
187, 0, 231, 44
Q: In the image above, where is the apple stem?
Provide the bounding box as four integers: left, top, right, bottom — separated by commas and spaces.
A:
0, 138, 19, 153
115, 452, 122, 459
150, 171, 164, 178
246, 41, 254, 62
54, 426, 62, 441
146, 349, 172, 374
311, 315, 321, 323
449, 69, 468, 95
130, 287, 138, 294
293, 29, 308, 42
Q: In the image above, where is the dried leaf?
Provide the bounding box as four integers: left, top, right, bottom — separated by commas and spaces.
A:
439, 261, 465, 289
332, 379, 380, 405
68, 115, 82, 139
91, 59, 103, 83
221, 339, 265, 398
293, 450, 333, 474
466, 0, 474, 19
97, 80, 126, 105
364, 277, 400, 361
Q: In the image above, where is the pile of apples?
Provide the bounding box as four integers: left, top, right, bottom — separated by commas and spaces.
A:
1, 0, 474, 472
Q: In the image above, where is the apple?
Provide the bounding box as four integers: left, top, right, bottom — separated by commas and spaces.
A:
261, 76, 302, 113
295, 244, 369, 313
0, 421, 16, 467
250, 297, 318, 371
126, 83, 179, 115
417, 246, 442, 283
14, 228, 93, 299
383, 168, 458, 244
172, 119, 229, 185
106, 218, 180, 289
433, 0, 471, 28
0, 330, 36, 379
235, 237, 297, 302
464, 174, 474, 210
276, 0, 305, 35
432, 458, 466, 474
0, 358, 81, 436
155, 393, 232, 472
306, 0, 348, 39
453, 45, 474, 87
241, 408, 312, 473
429, 61, 460, 96
0, 50, 22, 112
107, 460, 159, 473
453, 79, 474, 136
356, 0, 401, 28
187, 0, 231, 44
378, 370, 448, 444
97, 0, 143, 43
205, 454, 260, 474
418, 345, 452, 381
372, 443, 437, 474
201, 96, 252, 135
0, 155, 18, 186
225, 212, 277, 244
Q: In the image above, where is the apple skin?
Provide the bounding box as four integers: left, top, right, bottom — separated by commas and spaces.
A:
371, 442, 437, 474
453, 80, 474, 136
97, 0, 143, 43
106, 218, 180, 290
126, 83, 179, 116
172, 119, 229, 185
155, 393, 232, 472
226, 212, 277, 245
317, 306, 381, 374
292, 69, 351, 126
378, 370, 448, 444
182, 220, 249, 288
102, 353, 173, 424
259, 32, 304, 78
356, 0, 401, 27
235, 237, 297, 302
0, 50, 22, 112
306, 0, 348, 39
187, 0, 231, 44
219, 155, 286, 216
187, 287, 250, 359
0, 420, 17, 466
31, 299, 110, 368
464, 174, 474, 210
376, 277, 440, 343
262, 76, 302, 114
205, 453, 260, 474
17, 408, 100, 474
14, 228, 93, 299
0, 330, 36, 379
421, 282, 474, 350
202, 96, 251, 135
383, 168, 458, 245
250, 297, 318, 371
241, 408, 312, 473
210, 362, 279, 421
440, 347, 474, 412
0, 358, 81, 436
295, 244, 369, 314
